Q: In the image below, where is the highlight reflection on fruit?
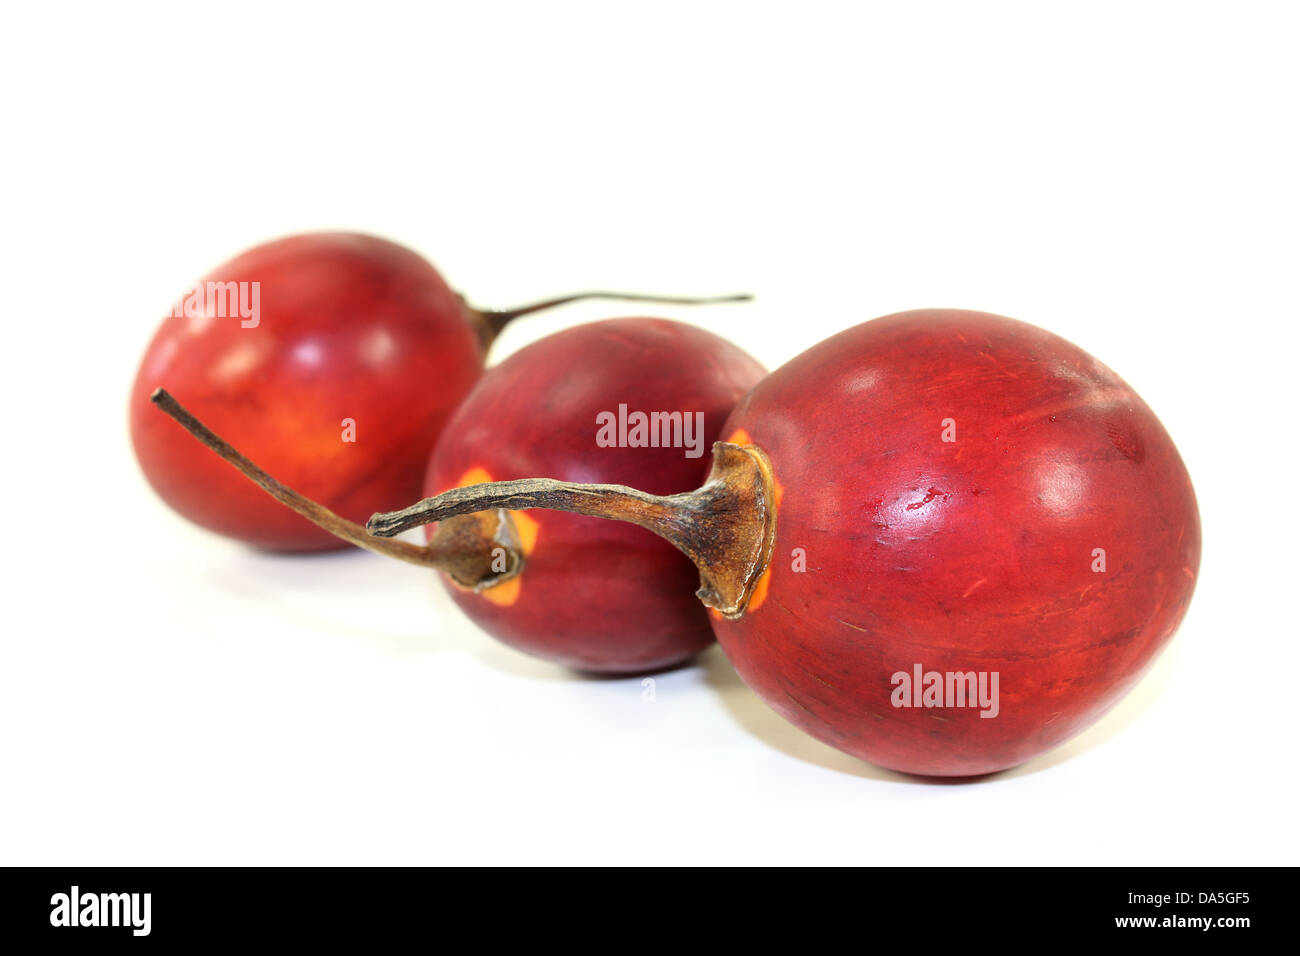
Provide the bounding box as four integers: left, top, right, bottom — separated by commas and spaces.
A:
371, 309, 1201, 776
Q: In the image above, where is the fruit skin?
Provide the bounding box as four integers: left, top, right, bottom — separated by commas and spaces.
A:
428, 318, 765, 673
131, 233, 482, 550
713, 309, 1200, 776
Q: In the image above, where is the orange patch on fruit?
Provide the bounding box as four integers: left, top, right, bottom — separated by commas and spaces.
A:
456, 466, 494, 488
480, 577, 522, 607
453, 465, 541, 608
747, 565, 772, 612
511, 510, 540, 555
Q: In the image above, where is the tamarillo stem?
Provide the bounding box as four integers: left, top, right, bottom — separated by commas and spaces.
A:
464, 290, 752, 349
148, 388, 519, 585
368, 442, 778, 618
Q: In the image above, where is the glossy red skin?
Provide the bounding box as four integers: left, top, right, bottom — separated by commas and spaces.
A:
131, 233, 482, 550
714, 310, 1200, 776
429, 318, 765, 673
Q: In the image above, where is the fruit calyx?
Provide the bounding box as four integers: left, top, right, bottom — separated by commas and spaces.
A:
368, 441, 778, 618
426, 510, 525, 589
148, 388, 523, 587
461, 290, 753, 351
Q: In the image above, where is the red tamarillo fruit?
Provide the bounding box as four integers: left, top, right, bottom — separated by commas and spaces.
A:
424, 318, 765, 671
369, 309, 1201, 775
131, 232, 749, 551
149, 318, 764, 673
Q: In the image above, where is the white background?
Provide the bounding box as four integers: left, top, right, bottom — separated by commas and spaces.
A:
2, 2, 1296, 865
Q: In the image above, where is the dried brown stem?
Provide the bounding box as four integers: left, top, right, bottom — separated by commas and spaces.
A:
149, 388, 521, 586
465, 290, 752, 349
368, 442, 777, 618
